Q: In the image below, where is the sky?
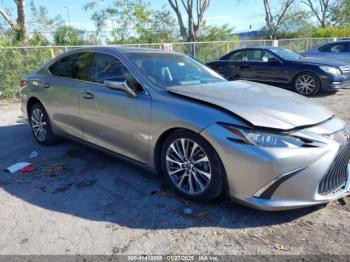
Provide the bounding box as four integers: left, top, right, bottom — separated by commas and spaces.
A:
20, 0, 266, 33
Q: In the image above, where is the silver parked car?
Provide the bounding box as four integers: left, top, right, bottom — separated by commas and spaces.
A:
20, 47, 350, 211
302, 40, 350, 63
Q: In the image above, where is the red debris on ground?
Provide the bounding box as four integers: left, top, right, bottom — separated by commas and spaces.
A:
21, 166, 36, 173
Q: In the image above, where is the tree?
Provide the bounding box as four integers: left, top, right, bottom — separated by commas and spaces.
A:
0, 0, 26, 41
137, 7, 178, 43
200, 24, 235, 41
167, 0, 211, 42
84, 1, 177, 44
84, 0, 151, 43
278, 8, 313, 34
331, 0, 350, 25
263, 0, 295, 39
301, 0, 337, 28
54, 25, 85, 46
28, 0, 63, 45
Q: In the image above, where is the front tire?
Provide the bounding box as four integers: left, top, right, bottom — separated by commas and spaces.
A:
294, 72, 320, 96
161, 130, 225, 202
29, 103, 58, 145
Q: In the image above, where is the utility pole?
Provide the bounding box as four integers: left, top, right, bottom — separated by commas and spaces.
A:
64, 6, 71, 26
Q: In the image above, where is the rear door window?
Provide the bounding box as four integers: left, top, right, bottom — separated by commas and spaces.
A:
227, 50, 246, 61
49, 54, 78, 78
246, 49, 265, 62
319, 42, 349, 53
49, 52, 95, 81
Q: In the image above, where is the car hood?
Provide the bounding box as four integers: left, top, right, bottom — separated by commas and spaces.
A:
293, 56, 348, 67
166, 81, 333, 130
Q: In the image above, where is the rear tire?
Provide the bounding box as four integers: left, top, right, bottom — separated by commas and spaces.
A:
161, 130, 225, 202
293, 72, 320, 96
29, 103, 58, 145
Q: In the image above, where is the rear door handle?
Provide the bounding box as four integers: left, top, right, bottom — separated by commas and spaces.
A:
81, 90, 95, 100
31, 80, 50, 88
41, 82, 51, 88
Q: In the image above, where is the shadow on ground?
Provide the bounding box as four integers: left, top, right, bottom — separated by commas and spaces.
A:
0, 123, 324, 230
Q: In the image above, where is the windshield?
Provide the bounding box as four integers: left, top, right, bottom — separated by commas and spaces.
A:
126, 52, 226, 88
270, 47, 303, 60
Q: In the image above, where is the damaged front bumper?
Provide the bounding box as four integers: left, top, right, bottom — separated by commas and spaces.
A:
201, 117, 350, 211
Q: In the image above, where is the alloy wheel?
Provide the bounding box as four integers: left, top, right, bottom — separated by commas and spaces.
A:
295, 74, 317, 95
31, 108, 47, 142
165, 138, 211, 195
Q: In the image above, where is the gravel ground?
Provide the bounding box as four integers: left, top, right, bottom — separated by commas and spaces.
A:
0, 90, 349, 256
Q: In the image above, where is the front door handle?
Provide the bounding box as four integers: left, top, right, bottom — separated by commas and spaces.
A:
81, 91, 95, 100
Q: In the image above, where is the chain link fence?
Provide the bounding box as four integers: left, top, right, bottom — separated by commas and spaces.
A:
0, 37, 339, 98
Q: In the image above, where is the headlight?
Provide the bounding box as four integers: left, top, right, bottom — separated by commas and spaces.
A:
219, 123, 306, 148
320, 66, 342, 76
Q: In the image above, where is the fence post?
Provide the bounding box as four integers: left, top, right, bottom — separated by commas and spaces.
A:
50, 48, 55, 59
272, 40, 279, 47
191, 42, 196, 58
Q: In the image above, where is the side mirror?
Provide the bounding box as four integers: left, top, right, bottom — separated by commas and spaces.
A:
268, 57, 280, 65
103, 80, 137, 98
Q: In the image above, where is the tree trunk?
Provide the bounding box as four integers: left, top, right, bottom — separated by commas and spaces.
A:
0, 0, 26, 41
168, 0, 210, 42
16, 0, 26, 41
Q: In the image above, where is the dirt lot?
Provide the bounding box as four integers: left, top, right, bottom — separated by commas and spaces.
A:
0, 90, 349, 256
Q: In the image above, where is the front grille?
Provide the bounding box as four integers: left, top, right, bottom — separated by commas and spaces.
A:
340, 66, 350, 75
318, 128, 350, 195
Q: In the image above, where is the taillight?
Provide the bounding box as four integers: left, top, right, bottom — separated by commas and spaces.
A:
20, 79, 28, 87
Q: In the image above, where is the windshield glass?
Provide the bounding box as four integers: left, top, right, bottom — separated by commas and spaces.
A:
270, 47, 303, 60
126, 52, 226, 88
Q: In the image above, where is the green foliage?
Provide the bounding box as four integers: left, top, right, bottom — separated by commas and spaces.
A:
311, 26, 350, 37
200, 24, 235, 41
28, 31, 49, 46
54, 25, 85, 46
29, 0, 63, 31
136, 8, 178, 43
331, 0, 350, 26
85, 1, 177, 44
0, 48, 53, 98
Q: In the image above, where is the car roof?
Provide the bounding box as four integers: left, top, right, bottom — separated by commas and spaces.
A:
229, 46, 278, 52
64, 46, 183, 56
311, 40, 350, 50
322, 40, 350, 44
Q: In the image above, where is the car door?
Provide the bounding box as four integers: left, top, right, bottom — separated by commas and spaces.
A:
240, 49, 287, 83
41, 53, 89, 138
212, 50, 246, 80
79, 52, 151, 164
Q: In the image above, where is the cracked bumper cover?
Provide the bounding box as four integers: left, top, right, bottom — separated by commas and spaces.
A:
201, 117, 350, 211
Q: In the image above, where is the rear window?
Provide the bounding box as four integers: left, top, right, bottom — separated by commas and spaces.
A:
48, 52, 95, 81
49, 54, 78, 78
221, 50, 246, 61
319, 42, 349, 53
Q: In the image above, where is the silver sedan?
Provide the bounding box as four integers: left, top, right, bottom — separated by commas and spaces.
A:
20, 47, 350, 211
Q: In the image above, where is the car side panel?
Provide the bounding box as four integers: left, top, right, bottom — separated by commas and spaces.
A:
206, 61, 241, 80
146, 91, 250, 170
25, 73, 83, 139
79, 82, 152, 164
